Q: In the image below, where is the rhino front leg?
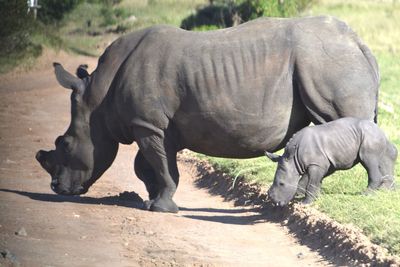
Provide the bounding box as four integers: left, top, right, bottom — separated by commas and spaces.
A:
361, 157, 384, 192
302, 165, 326, 204
296, 175, 309, 196
134, 150, 161, 210
135, 127, 179, 213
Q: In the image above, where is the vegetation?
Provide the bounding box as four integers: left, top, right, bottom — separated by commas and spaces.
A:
201, 0, 400, 256
0, 0, 206, 72
59, 0, 206, 56
0, 1, 41, 73
181, 0, 315, 30
3, 0, 399, 257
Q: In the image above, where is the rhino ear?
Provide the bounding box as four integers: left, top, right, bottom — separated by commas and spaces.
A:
265, 151, 281, 162
53, 62, 85, 92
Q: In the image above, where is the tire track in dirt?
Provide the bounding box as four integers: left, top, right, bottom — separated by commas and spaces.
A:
0, 50, 332, 266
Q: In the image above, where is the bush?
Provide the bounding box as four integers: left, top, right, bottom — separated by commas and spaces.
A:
181, 0, 315, 30
0, 0, 37, 56
37, 0, 80, 24
37, 0, 122, 25
0, 0, 43, 72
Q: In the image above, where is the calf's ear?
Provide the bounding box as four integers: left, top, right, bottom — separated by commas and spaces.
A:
265, 151, 281, 162
53, 62, 85, 92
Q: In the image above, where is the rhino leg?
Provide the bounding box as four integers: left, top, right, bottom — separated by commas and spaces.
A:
134, 150, 161, 208
296, 175, 309, 196
302, 165, 326, 204
359, 138, 394, 191
360, 157, 385, 191
135, 128, 179, 213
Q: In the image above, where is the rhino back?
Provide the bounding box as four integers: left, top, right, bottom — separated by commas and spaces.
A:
296, 118, 367, 170
292, 16, 379, 123
106, 17, 374, 158
83, 28, 153, 107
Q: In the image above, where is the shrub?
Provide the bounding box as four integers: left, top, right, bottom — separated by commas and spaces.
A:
37, 0, 80, 24
0, 0, 37, 55
181, 0, 315, 30
0, 0, 43, 72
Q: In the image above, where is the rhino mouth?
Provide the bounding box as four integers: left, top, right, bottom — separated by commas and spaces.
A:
36, 150, 89, 195
50, 180, 87, 195
267, 187, 294, 207
49, 169, 89, 195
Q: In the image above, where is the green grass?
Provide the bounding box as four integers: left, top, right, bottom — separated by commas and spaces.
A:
1, 0, 207, 71
199, 0, 400, 257
0, 23, 62, 74
59, 0, 207, 57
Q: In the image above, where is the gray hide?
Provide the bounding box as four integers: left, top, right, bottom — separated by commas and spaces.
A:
36, 16, 380, 213
267, 118, 397, 206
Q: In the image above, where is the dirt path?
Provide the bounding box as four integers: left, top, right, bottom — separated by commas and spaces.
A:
0, 51, 332, 266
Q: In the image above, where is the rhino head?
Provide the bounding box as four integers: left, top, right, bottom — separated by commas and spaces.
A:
36, 63, 118, 195
265, 151, 302, 206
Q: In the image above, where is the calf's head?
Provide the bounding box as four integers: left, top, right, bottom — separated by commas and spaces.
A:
36, 63, 118, 195
265, 151, 302, 206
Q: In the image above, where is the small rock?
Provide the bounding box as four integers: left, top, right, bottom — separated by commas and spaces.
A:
297, 252, 305, 259
5, 159, 16, 164
127, 15, 137, 23
15, 227, 27, 236
0, 249, 20, 265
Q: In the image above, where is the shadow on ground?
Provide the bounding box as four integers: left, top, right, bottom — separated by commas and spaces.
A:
0, 188, 145, 209
180, 156, 356, 265
180, 206, 281, 225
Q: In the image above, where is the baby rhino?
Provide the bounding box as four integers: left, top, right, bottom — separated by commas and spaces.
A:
266, 117, 397, 206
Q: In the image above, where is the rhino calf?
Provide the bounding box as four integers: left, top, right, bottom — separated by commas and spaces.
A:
266, 118, 397, 206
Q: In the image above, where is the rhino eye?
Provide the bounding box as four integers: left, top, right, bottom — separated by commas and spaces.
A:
279, 182, 285, 186
55, 136, 63, 146
62, 136, 74, 152
56, 136, 73, 153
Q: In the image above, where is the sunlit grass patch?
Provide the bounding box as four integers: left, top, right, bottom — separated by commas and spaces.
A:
199, 0, 400, 257
315, 189, 400, 255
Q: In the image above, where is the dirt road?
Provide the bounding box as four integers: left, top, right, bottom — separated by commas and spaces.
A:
0, 51, 332, 266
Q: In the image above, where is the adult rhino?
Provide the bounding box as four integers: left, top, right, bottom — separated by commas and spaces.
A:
36, 16, 379, 213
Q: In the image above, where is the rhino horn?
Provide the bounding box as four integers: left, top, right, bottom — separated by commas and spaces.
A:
265, 151, 281, 162
53, 62, 85, 92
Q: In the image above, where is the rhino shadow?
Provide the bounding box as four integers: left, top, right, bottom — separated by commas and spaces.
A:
0, 188, 145, 209
180, 206, 274, 225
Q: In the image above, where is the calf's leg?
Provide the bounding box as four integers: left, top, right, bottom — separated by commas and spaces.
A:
361, 157, 385, 191
302, 165, 326, 204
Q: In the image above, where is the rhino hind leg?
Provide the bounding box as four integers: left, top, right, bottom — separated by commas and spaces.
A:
134, 127, 179, 213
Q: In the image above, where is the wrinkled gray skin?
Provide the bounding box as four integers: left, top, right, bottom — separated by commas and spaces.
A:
36, 16, 380, 213
267, 118, 398, 206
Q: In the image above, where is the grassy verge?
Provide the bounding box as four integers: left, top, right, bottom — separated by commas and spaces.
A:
199, 0, 400, 256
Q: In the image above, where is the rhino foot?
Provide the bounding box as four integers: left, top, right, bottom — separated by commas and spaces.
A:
149, 198, 179, 213
143, 200, 155, 210
300, 197, 314, 205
